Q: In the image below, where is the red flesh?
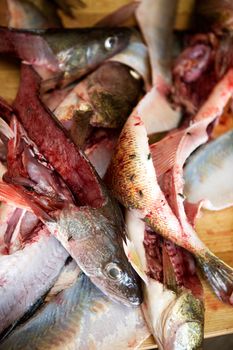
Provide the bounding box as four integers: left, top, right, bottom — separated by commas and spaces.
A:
14, 65, 105, 207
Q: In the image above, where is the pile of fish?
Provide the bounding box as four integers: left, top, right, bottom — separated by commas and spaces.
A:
0, 0, 232, 349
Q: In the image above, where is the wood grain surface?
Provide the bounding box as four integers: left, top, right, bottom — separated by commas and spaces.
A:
0, 0, 232, 349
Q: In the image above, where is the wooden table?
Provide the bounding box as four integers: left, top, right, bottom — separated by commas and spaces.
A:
0, 0, 233, 348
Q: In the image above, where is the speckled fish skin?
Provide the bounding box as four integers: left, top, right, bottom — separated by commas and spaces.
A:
106, 109, 233, 305
0, 227, 68, 335
162, 292, 204, 350
48, 202, 142, 307
0, 271, 149, 350
184, 129, 233, 210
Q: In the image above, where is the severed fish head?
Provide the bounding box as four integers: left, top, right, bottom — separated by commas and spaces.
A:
43, 27, 135, 86
143, 281, 204, 350
161, 291, 204, 350
52, 204, 143, 307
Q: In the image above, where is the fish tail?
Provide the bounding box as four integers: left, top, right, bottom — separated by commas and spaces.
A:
197, 251, 233, 305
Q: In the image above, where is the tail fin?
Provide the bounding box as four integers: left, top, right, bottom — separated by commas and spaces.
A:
197, 251, 233, 305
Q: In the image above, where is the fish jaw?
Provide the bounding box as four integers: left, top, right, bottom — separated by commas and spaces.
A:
49, 204, 142, 307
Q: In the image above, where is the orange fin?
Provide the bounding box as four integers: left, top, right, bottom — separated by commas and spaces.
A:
150, 129, 184, 178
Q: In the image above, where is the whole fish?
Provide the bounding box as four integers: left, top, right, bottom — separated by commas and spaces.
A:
184, 129, 233, 211
0, 262, 149, 350
125, 209, 204, 350
7, 0, 62, 29
106, 69, 233, 305
0, 26, 134, 88
0, 226, 68, 335
1, 98, 142, 306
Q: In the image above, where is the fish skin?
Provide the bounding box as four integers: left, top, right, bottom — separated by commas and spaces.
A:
0, 226, 68, 335
2, 106, 142, 307
0, 270, 149, 350
125, 209, 204, 350
48, 203, 142, 307
0, 26, 134, 88
106, 69, 233, 305
7, 0, 62, 29
135, 0, 178, 90
54, 61, 142, 134
184, 129, 233, 211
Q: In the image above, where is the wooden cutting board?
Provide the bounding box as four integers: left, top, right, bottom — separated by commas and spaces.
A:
0, 1, 233, 349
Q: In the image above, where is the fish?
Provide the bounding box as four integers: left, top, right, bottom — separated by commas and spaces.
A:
0, 225, 69, 335
125, 209, 204, 350
106, 69, 233, 304
54, 61, 142, 133
135, 0, 178, 91
0, 26, 134, 88
7, 0, 62, 29
184, 129, 233, 211
110, 39, 151, 91
0, 262, 149, 350
1, 95, 142, 306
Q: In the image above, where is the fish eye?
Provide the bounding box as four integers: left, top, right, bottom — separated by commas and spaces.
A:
129, 69, 141, 80
105, 263, 123, 280
104, 36, 118, 51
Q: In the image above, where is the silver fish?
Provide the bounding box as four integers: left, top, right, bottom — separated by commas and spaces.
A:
0, 226, 68, 335
184, 129, 233, 210
0, 262, 149, 350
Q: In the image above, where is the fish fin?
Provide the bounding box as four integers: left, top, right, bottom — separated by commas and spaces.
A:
162, 242, 178, 292
0, 182, 30, 209
123, 237, 148, 284
198, 251, 233, 305
150, 129, 184, 178
184, 200, 203, 226
0, 181, 52, 223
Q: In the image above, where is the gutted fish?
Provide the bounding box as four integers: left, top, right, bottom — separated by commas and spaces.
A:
1, 91, 142, 307
125, 209, 204, 350
0, 26, 134, 88
0, 264, 149, 350
0, 226, 68, 335
106, 69, 233, 304
184, 129, 233, 210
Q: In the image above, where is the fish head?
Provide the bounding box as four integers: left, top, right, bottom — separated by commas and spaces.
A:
44, 27, 134, 85
162, 292, 204, 350
56, 205, 143, 307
